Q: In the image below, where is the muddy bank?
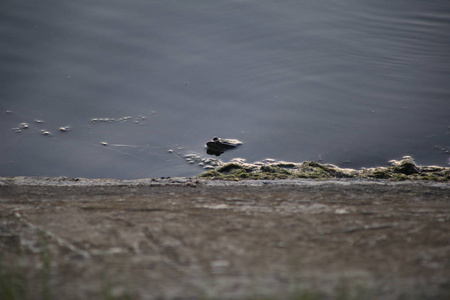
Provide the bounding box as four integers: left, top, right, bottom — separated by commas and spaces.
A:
0, 177, 449, 300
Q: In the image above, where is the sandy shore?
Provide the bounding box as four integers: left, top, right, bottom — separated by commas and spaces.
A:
0, 176, 449, 299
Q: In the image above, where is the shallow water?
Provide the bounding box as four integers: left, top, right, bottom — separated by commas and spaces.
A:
1, 0, 449, 179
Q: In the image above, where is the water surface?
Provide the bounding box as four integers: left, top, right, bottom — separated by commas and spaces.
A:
1, 0, 449, 179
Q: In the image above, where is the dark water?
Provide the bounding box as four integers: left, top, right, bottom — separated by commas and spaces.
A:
1, 0, 449, 179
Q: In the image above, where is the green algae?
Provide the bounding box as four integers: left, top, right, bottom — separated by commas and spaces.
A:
199, 156, 450, 182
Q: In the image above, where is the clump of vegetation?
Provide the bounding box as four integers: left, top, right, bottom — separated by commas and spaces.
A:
295, 161, 337, 179
217, 163, 249, 174
199, 156, 450, 181
200, 163, 293, 180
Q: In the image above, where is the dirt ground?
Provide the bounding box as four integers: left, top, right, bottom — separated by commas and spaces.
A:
0, 177, 449, 300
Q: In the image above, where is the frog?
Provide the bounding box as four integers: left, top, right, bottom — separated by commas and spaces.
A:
206, 137, 242, 156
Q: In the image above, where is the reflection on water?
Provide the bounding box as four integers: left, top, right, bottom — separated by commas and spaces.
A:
0, 0, 449, 179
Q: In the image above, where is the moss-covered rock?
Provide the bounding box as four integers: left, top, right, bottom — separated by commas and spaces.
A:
390, 156, 420, 175
198, 156, 450, 181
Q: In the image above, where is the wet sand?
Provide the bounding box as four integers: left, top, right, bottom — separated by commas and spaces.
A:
0, 177, 449, 299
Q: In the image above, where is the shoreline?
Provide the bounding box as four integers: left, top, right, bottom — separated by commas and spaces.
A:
1, 175, 449, 188
1, 156, 448, 186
